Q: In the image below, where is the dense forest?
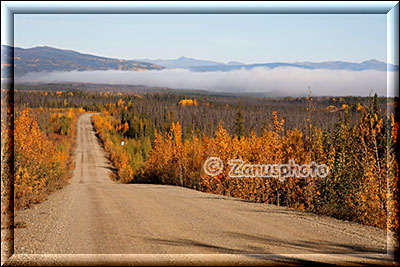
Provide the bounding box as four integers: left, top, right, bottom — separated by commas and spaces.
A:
2, 83, 399, 232
13, 83, 389, 135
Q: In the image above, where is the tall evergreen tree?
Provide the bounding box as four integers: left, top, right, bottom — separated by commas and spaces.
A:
234, 100, 245, 139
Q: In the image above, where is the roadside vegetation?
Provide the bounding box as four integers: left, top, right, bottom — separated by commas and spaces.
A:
1, 99, 84, 209
87, 88, 397, 231
3, 84, 399, 232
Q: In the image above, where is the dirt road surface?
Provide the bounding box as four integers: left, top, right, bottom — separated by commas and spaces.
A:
10, 113, 396, 265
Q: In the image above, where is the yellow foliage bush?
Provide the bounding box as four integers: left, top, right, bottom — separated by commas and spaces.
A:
178, 99, 198, 107
12, 108, 83, 209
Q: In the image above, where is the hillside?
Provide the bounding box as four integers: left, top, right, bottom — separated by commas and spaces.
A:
1, 45, 164, 77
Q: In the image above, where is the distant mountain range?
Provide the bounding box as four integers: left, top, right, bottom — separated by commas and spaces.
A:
185, 59, 397, 72
133, 56, 230, 69
136, 56, 398, 72
1, 45, 398, 80
1, 45, 164, 78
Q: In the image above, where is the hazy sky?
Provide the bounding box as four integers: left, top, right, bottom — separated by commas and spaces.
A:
14, 14, 386, 64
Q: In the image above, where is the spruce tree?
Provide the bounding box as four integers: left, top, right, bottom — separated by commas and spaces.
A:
234, 100, 245, 139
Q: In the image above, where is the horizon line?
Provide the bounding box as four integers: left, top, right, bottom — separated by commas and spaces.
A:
2, 44, 395, 66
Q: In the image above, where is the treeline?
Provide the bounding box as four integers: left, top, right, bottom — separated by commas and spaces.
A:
13, 86, 389, 135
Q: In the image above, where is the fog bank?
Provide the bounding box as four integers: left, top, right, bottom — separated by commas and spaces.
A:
18, 67, 395, 97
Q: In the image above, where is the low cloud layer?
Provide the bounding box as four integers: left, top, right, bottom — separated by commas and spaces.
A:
18, 67, 396, 97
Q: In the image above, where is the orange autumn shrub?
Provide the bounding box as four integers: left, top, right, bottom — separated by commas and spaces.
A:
178, 99, 198, 107
14, 109, 57, 207
13, 108, 83, 209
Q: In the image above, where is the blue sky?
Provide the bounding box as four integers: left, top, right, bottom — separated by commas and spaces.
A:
14, 14, 386, 64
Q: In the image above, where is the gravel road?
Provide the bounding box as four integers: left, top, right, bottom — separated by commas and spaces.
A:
11, 113, 396, 265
